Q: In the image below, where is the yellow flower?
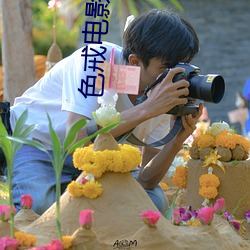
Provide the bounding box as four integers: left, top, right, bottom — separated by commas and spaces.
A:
119, 144, 142, 172
199, 186, 218, 199
73, 144, 142, 176
203, 149, 225, 173
82, 163, 105, 178
73, 146, 94, 169
82, 180, 102, 199
160, 182, 168, 191
62, 235, 73, 249
172, 166, 188, 189
67, 181, 84, 197
185, 218, 201, 227
197, 134, 215, 149
14, 231, 36, 247
199, 174, 220, 188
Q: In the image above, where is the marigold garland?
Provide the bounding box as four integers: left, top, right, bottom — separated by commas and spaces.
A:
172, 165, 188, 189
69, 139, 142, 199
197, 134, 215, 149
215, 131, 237, 149
14, 231, 36, 247
194, 129, 250, 151
199, 174, 220, 188
73, 144, 142, 177
199, 186, 218, 200
82, 163, 105, 178
199, 168, 220, 202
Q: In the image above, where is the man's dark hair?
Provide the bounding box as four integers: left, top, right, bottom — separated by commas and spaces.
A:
122, 9, 199, 68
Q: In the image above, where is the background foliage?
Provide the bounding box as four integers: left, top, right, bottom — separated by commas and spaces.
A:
32, 0, 79, 58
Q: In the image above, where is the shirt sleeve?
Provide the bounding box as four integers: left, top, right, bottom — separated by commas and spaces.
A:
61, 47, 102, 119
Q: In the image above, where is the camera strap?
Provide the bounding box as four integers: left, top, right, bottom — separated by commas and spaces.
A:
116, 116, 183, 147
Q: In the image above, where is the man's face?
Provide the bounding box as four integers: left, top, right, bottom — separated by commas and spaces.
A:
139, 57, 167, 92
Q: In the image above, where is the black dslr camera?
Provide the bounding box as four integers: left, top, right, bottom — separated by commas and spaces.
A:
134, 63, 225, 116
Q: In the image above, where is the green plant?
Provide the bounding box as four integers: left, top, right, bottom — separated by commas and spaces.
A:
32, 1, 78, 57
0, 181, 9, 205
0, 109, 38, 238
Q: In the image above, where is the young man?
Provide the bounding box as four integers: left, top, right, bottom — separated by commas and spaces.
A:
9, 9, 202, 215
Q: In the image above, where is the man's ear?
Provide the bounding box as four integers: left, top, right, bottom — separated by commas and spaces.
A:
128, 54, 141, 66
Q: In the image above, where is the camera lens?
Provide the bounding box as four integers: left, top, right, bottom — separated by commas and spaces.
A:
189, 74, 225, 103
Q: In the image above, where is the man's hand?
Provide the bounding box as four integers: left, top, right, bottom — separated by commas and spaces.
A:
171, 102, 204, 145
141, 67, 190, 118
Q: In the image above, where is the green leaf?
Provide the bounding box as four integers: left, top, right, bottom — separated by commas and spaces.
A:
11, 124, 38, 155
165, 188, 180, 220
47, 114, 62, 174
63, 118, 86, 151
12, 109, 28, 137
6, 136, 52, 161
0, 119, 12, 163
230, 196, 245, 219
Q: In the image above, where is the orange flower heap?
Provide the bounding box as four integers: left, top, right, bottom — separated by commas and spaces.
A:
190, 121, 250, 161
197, 134, 215, 149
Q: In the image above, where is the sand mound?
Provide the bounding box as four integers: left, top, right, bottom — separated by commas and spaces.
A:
186, 159, 250, 219
11, 171, 250, 250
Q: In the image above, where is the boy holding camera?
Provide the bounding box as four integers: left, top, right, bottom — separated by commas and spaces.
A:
9, 9, 202, 215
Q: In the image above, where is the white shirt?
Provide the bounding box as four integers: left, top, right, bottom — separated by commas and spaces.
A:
10, 41, 170, 149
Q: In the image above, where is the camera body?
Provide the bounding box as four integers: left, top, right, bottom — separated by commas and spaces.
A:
135, 63, 225, 116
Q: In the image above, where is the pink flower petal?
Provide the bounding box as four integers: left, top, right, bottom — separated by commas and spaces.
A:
197, 207, 214, 225
140, 210, 162, 226
79, 210, 94, 229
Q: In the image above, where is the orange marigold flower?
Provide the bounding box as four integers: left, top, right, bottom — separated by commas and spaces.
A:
233, 134, 250, 151
215, 131, 237, 149
172, 166, 188, 188
160, 182, 168, 191
14, 231, 36, 247
197, 134, 215, 149
192, 137, 199, 147
62, 236, 73, 249
199, 174, 220, 188
199, 186, 218, 199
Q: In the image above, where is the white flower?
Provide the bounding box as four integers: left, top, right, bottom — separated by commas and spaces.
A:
206, 121, 232, 136
93, 107, 120, 127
